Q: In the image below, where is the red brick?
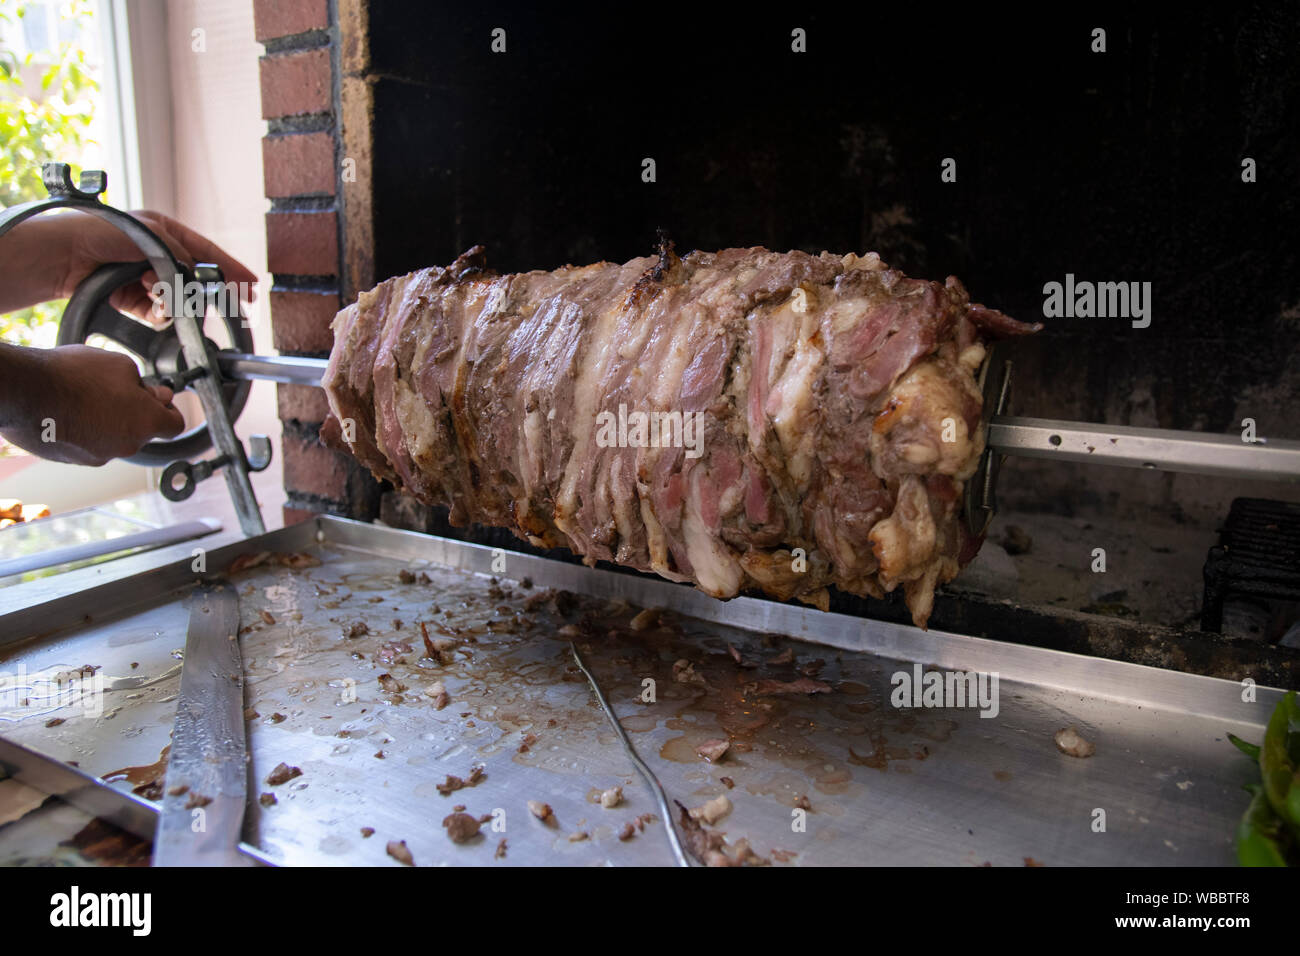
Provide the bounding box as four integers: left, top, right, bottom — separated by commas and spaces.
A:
282, 434, 382, 518
254, 0, 329, 42
282, 504, 320, 526
259, 48, 331, 119
263, 132, 335, 197
277, 383, 332, 424
270, 289, 339, 353
282, 432, 350, 501
266, 211, 338, 275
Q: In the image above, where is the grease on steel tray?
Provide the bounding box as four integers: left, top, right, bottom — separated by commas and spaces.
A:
59, 818, 151, 867
569, 640, 690, 867
587, 606, 958, 797
229, 543, 969, 865
214, 548, 700, 864
8, 525, 1254, 867
103, 744, 170, 801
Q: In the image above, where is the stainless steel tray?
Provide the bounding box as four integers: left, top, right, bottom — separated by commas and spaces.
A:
0, 515, 1280, 866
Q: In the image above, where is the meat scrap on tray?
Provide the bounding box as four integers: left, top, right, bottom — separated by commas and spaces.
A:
321, 242, 1039, 628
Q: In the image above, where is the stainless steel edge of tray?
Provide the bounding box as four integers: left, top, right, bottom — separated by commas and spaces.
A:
3, 515, 1282, 720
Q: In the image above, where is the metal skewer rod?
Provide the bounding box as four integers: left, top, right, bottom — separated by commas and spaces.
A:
569, 642, 691, 867
217, 352, 329, 387
212, 352, 1298, 484
989, 416, 1300, 483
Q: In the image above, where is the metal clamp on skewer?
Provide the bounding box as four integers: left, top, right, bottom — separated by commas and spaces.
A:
142, 363, 208, 394
963, 351, 1012, 540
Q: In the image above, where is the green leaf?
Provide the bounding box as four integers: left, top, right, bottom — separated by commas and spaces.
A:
1227, 733, 1260, 760
1236, 786, 1290, 867
0, 0, 101, 342
1238, 830, 1288, 867
1262, 692, 1300, 831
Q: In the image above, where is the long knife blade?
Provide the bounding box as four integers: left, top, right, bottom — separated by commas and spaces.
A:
153, 581, 251, 866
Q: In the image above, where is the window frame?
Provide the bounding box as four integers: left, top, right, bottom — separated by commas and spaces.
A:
95, 0, 173, 213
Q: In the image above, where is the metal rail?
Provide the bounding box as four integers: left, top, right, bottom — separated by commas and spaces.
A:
0, 518, 221, 579
153, 582, 251, 867
989, 416, 1300, 483
0, 735, 274, 865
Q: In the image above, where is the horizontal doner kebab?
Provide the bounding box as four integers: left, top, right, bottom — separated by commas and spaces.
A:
322, 243, 1039, 627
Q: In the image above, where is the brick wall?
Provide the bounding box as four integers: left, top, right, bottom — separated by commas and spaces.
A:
255, 0, 380, 526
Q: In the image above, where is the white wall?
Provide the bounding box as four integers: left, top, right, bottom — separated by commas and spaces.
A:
160, 0, 282, 516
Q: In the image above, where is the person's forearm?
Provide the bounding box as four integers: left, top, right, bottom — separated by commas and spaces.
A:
1, 343, 184, 464
0, 342, 45, 429
0, 217, 70, 313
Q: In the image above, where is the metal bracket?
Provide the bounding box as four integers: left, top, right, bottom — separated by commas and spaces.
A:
41, 162, 107, 201
963, 352, 1012, 540
160, 436, 272, 502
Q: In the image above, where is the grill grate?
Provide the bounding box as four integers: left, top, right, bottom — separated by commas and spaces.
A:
1201, 497, 1300, 638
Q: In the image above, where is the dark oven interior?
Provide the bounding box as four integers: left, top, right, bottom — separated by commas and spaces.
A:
297, 3, 1300, 683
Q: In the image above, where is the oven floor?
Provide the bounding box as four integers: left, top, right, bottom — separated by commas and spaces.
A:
963, 508, 1214, 630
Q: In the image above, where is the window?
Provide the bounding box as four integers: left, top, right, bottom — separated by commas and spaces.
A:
0, 0, 98, 63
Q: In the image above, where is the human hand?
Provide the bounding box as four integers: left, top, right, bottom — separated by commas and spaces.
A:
0, 209, 257, 323
0, 344, 185, 465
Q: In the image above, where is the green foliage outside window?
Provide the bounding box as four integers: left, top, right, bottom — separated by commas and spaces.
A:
0, 0, 99, 347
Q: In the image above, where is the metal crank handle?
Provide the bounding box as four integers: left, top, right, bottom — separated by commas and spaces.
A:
3, 160, 269, 537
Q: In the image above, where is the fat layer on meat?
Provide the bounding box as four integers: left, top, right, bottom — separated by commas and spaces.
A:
322, 244, 1038, 627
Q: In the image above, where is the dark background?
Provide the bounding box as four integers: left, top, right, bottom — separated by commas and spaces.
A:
360, 2, 1299, 518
